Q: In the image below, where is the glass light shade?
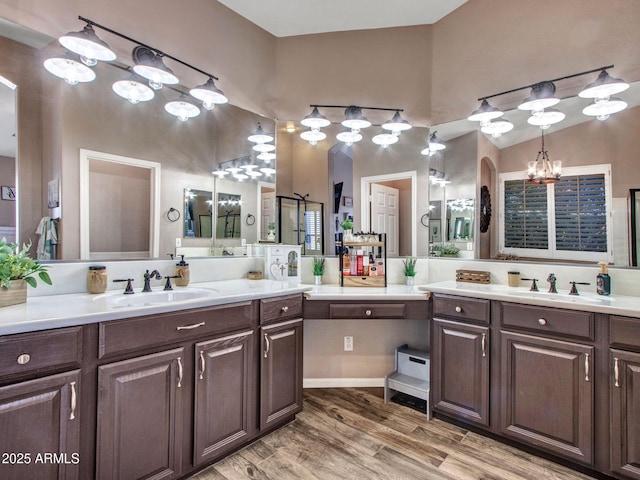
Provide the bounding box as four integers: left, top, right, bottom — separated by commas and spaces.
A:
428, 132, 446, 151
211, 167, 229, 177
257, 152, 276, 162
381, 111, 412, 133
233, 173, 249, 181
336, 130, 363, 146
468, 99, 503, 122
579, 70, 629, 98
59, 24, 117, 63
247, 123, 274, 143
247, 170, 263, 178
301, 106, 331, 128
582, 97, 627, 117
527, 108, 565, 127
112, 77, 154, 104
241, 163, 257, 171
372, 133, 399, 148
341, 106, 371, 130
480, 119, 514, 137
225, 164, 243, 174
164, 97, 200, 121
260, 166, 276, 175
420, 146, 434, 156
300, 129, 327, 145
252, 143, 276, 153
190, 77, 228, 110
43, 55, 96, 85
132, 46, 179, 88
518, 81, 560, 111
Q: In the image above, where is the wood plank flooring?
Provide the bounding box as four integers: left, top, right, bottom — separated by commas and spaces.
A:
189, 388, 598, 480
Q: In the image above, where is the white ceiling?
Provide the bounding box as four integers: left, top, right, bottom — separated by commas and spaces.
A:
217, 0, 468, 37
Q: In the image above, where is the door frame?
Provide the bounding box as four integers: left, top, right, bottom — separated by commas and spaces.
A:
360, 170, 417, 256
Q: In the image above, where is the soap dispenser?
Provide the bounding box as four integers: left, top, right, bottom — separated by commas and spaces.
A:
596, 261, 611, 296
175, 255, 190, 286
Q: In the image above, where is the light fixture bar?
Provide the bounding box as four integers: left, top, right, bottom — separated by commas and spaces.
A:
309, 104, 404, 113
78, 16, 220, 81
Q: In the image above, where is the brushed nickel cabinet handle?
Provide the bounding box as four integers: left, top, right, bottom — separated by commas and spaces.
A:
281, 306, 289, 313
538, 318, 547, 326
614, 357, 620, 388
177, 357, 183, 388
455, 306, 462, 313
481, 333, 487, 357
365, 309, 372, 316
17, 353, 30, 365
264, 333, 270, 358
69, 381, 77, 420
176, 321, 205, 331
199, 351, 205, 380
584, 353, 590, 382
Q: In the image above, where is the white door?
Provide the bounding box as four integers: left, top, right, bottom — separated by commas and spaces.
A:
370, 183, 399, 256
261, 191, 275, 240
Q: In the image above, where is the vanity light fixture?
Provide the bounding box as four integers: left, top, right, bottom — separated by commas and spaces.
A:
300, 128, 327, 145
372, 132, 399, 148
420, 131, 446, 156
225, 161, 243, 175
480, 118, 514, 138
247, 123, 274, 144
381, 111, 412, 135
527, 130, 561, 184
336, 130, 363, 146
43, 52, 96, 85
517, 81, 560, 111
582, 96, 628, 121
252, 143, 276, 153
257, 152, 276, 162
211, 165, 230, 178
189, 77, 228, 110
526, 107, 565, 129
164, 94, 200, 121
233, 173, 249, 181
132, 46, 179, 90
259, 165, 276, 176
112, 72, 155, 104
578, 70, 629, 99
301, 107, 331, 129
467, 99, 503, 122
58, 23, 116, 66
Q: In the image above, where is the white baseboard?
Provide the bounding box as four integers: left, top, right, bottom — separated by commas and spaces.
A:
303, 377, 385, 388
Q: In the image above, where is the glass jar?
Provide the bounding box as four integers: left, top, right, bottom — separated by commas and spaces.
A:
87, 265, 107, 294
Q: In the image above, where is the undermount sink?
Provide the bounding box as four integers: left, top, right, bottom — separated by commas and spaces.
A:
94, 288, 219, 309
506, 290, 614, 304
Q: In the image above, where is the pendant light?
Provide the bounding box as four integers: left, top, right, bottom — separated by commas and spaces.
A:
428, 131, 446, 151
301, 107, 331, 129
164, 95, 200, 121
211, 165, 230, 178
247, 123, 274, 144
341, 106, 371, 130
257, 152, 276, 162
336, 130, 363, 146
112, 73, 155, 104
468, 99, 503, 122
582, 97, 628, 121
579, 70, 629, 99
527, 130, 561, 184
381, 111, 412, 135
260, 164, 276, 176
233, 173, 249, 181
518, 81, 559, 111
225, 161, 242, 175
189, 77, 228, 110
132, 46, 179, 90
252, 143, 276, 153
526, 108, 565, 129
300, 129, 327, 145
480, 118, 514, 138
372, 132, 399, 148
43, 53, 96, 85
58, 24, 117, 66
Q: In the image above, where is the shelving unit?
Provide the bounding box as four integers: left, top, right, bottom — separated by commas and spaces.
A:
338, 233, 387, 287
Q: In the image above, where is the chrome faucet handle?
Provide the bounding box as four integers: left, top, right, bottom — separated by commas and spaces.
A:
113, 278, 135, 294
164, 275, 180, 291
521, 278, 539, 292
569, 281, 590, 295
547, 273, 558, 293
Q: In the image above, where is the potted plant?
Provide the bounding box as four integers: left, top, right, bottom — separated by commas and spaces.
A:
312, 256, 325, 285
267, 221, 276, 241
0, 238, 52, 307
441, 243, 461, 257
340, 218, 354, 241
402, 257, 417, 286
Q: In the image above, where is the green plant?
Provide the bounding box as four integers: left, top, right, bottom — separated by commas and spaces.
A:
441, 243, 460, 256
312, 256, 325, 276
402, 257, 417, 277
340, 218, 353, 230
0, 238, 52, 289
267, 222, 276, 231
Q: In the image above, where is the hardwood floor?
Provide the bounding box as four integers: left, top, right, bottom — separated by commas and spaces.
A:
189, 388, 598, 480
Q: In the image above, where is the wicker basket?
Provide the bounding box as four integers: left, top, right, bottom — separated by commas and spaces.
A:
455, 269, 490, 284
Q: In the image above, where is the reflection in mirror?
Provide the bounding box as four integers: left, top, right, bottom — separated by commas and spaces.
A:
0, 75, 16, 243
184, 188, 212, 238
258, 181, 275, 241
447, 198, 474, 242
216, 193, 241, 239
630, 189, 640, 267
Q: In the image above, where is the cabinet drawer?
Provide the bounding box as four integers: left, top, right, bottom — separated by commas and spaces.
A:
329, 303, 405, 319
260, 294, 303, 325
500, 302, 594, 341
432, 294, 490, 324
0, 327, 83, 377
99, 301, 256, 358
610, 315, 640, 350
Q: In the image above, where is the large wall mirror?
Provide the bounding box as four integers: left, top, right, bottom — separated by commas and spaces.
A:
184, 188, 212, 238
1, 21, 275, 260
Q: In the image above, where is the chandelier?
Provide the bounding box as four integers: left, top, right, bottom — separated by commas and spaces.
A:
528, 130, 561, 184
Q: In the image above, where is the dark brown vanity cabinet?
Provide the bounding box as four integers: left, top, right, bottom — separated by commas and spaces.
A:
431, 295, 490, 427
0, 326, 83, 480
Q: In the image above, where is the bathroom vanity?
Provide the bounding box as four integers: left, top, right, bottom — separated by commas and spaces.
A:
426, 281, 640, 480
0, 281, 305, 480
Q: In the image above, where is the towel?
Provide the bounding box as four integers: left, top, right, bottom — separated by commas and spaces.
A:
35, 216, 58, 260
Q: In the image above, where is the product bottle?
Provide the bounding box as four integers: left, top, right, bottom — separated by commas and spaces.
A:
350, 253, 357, 276
175, 255, 190, 286
376, 256, 385, 276
363, 254, 370, 276
342, 248, 351, 276
596, 261, 611, 296
356, 250, 364, 276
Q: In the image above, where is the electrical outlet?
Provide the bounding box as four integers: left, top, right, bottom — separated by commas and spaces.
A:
175, 238, 181, 248
467, 242, 473, 250
344, 336, 353, 352
241, 238, 246, 246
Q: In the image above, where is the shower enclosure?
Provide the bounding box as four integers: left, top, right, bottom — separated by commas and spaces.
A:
276, 196, 324, 255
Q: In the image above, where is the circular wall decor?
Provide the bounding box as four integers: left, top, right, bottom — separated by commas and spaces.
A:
480, 185, 492, 233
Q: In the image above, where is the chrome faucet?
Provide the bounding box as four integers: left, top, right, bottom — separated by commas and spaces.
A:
569, 281, 591, 295
143, 269, 163, 292
547, 273, 558, 293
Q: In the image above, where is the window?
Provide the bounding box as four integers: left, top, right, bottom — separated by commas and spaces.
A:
499, 165, 612, 262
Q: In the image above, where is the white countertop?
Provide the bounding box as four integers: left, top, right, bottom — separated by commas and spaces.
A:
421, 280, 640, 318
0, 280, 311, 336
302, 284, 430, 301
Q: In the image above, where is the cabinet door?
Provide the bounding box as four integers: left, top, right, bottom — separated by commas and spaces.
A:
260, 318, 303, 430
194, 330, 254, 466
501, 331, 594, 464
0, 370, 80, 480
611, 349, 640, 479
96, 348, 184, 480
432, 318, 490, 426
